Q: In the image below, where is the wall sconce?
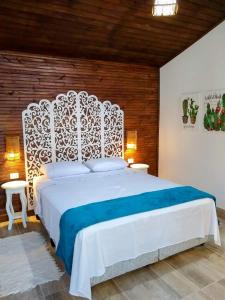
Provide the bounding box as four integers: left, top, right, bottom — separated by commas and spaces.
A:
126, 130, 137, 150
126, 130, 137, 164
5, 136, 20, 161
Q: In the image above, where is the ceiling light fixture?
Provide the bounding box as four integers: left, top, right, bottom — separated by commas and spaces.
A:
152, 0, 178, 16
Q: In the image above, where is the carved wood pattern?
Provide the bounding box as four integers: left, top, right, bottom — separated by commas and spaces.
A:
22, 100, 53, 207
22, 90, 124, 208
53, 91, 79, 162
79, 92, 102, 161
103, 101, 124, 158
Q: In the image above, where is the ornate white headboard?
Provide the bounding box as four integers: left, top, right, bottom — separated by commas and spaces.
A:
22, 90, 124, 208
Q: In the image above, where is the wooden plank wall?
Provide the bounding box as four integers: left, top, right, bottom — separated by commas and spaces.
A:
0, 51, 159, 221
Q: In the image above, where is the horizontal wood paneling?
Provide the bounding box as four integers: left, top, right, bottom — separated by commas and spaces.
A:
0, 0, 224, 66
0, 51, 159, 220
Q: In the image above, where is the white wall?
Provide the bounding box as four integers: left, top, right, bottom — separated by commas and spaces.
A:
159, 21, 225, 209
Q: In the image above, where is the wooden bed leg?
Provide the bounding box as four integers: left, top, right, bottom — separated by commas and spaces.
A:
50, 238, 55, 248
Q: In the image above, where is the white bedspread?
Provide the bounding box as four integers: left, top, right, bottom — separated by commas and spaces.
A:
34, 169, 220, 299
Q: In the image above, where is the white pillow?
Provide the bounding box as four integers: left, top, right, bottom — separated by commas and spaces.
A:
40, 161, 90, 178
84, 157, 128, 172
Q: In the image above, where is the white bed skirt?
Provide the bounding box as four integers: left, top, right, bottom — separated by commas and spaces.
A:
91, 236, 208, 286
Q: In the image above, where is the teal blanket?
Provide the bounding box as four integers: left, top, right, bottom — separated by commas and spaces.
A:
56, 186, 216, 274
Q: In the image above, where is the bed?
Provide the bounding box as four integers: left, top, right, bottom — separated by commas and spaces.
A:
22, 90, 220, 299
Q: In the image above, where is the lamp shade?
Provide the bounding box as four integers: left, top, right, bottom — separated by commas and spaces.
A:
5, 136, 20, 161
152, 0, 178, 16
126, 130, 137, 150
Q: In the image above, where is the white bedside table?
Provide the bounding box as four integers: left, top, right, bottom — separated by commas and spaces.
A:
130, 163, 149, 174
1, 180, 28, 230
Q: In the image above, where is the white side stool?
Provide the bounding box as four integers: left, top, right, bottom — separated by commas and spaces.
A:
1, 180, 28, 230
130, 163, 149, 174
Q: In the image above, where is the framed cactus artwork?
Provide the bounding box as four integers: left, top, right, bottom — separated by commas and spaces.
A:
180, 93, 201, 130
203, 90, 225, 132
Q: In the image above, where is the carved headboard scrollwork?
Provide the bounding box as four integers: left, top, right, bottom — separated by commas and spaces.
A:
22, 90, 124, 209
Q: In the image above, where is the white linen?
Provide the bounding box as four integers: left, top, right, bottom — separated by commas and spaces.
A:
34, 169, 220, 299
84, 157, 128, 172
40, 161, 90, 178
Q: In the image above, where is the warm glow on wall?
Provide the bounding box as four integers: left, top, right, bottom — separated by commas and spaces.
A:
127, 143, 136, 150
152, 0, 178, 16
6, 152, 20, 161
126, 130, 137, 150
5, 136, 20, 161
126, 131, 137, 163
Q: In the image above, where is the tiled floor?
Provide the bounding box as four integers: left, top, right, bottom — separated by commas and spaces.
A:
0, 216, 225, 300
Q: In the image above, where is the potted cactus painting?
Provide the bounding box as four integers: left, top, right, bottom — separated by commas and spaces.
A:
181, 96, 199, 127
189, 99, 199, 124
182, 99, 189, 124
204, 93, 225, 131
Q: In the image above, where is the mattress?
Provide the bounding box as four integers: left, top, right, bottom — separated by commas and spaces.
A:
34, 168, 220, 299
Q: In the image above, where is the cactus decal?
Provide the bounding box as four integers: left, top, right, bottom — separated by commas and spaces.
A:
181, 95, 200, 129
203, 92, 225, 132
188, 99, 199, 124
182, 99, 189, 124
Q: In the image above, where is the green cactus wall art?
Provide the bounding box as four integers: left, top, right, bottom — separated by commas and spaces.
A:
181, 96, 199, 126
204, 93, 225, 131
188, 99, 199, 124
182, 98, 189, 124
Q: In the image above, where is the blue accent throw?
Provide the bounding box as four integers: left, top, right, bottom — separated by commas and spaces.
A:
56, 186, 216, 274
